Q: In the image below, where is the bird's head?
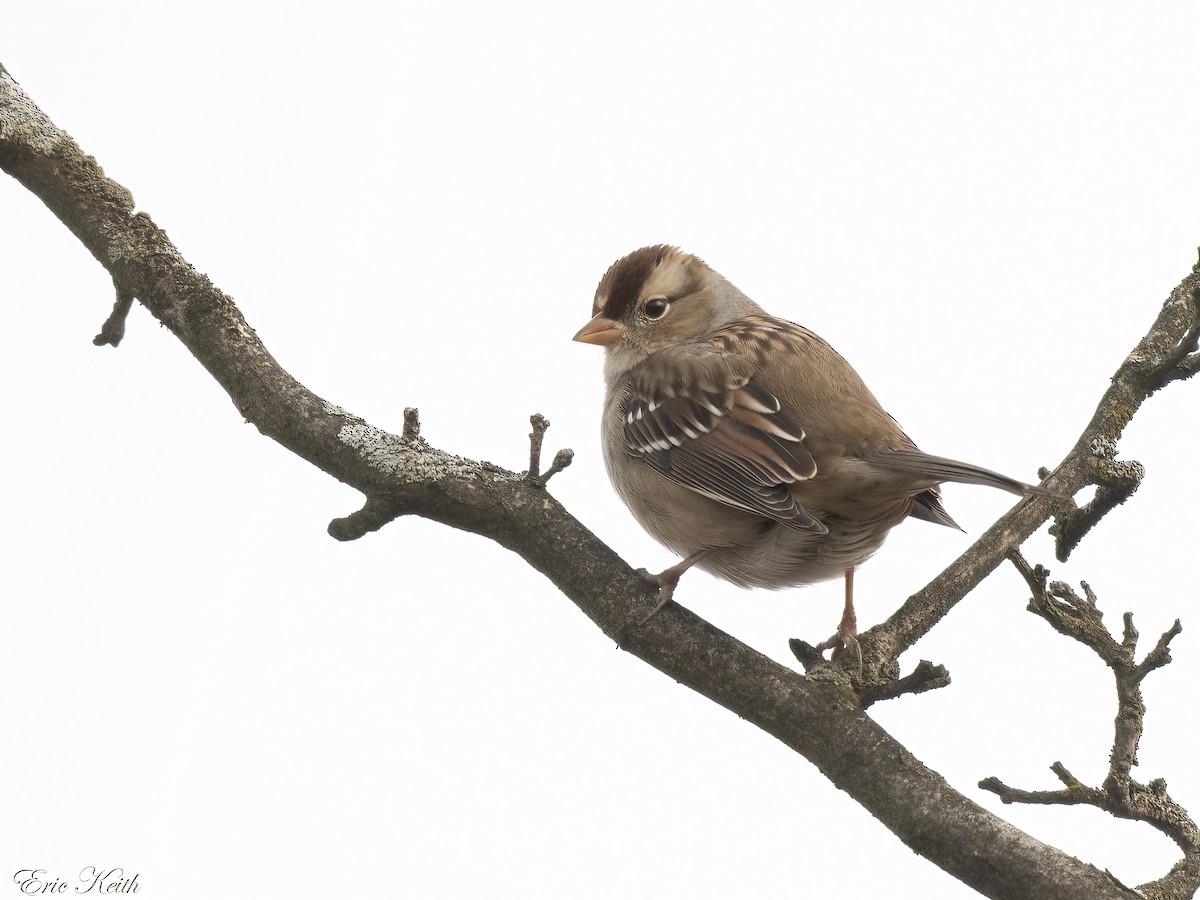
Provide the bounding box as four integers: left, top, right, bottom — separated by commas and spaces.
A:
574, 245, 755, 379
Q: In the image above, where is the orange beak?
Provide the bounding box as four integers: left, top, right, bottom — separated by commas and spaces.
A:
573, 313, 622, 346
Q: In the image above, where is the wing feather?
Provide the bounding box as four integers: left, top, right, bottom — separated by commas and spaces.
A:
624, 332, 823, 532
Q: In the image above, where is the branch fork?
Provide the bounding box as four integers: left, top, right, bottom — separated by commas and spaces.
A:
525, 414, 573, 486
984, 553, 1199, 898
1050, 439, 1145, 562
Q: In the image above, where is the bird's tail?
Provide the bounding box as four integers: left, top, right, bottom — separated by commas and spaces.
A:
867, 450, 1056, 497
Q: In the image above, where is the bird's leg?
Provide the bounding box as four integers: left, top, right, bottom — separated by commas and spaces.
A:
814, 567, 862, 670
637, 549, 709, 625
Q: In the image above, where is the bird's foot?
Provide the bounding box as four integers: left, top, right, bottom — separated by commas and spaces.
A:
634, 550, 709, 625
635, 568, 680, 625
813, 618, 862, 673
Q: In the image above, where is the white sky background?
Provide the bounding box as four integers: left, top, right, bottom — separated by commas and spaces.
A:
3, 4, 1199, 898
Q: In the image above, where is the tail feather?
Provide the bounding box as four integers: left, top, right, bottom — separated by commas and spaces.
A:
908, 488, 965, 531
868, 450, 1054, 497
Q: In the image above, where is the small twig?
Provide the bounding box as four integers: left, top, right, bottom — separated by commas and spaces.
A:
327, 495, 405, 541
527, 414, 549, 482
788, 638, 827, 671
402, 407, 421, 440
789, 637, 949, 706
525, 414, 573, 485
995, 554, 1200, 896
1132, 618, 1183, 684
93, 278, 135, 347
1050, 760, 1090, 790
980, 761, 1099, 807
1049, 440, 1144, 562
1007, 549, 1046, 595
540, 448, 574, 485
859, 660, 951, 708
1164, 352, 1200, 385
1009, 552, 1118, 661
1121, 611, 1139, 653
1156, 287, 1200, 389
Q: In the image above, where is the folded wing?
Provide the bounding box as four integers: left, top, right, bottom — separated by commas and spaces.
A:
625, 344, 825, 533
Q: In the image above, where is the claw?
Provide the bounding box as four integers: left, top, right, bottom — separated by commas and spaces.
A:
814, 626, 862, 672
811, 566, 862, 672
638, 576, 678, 626
636, 550, 709, 625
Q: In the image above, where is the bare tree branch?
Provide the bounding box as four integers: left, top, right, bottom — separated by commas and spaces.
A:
981, 760, 1099, 808
789, 638, 948, 705
858, 659, 952, 708
527, 414, 550, 481
525, 414, 574, 486
2, 62, 1194, 899
855, 277, 1200, 685
328, 496, 406, 542
987, 554, 1200, 899
1157, 305, 1200, 389
1049, 443, 1145, 562
402, 407, 421, 440
93, 275, 135, 347
1164, 352, 1200, 384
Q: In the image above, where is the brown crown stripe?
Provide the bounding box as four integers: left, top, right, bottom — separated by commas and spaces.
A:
594, 244, 675, 318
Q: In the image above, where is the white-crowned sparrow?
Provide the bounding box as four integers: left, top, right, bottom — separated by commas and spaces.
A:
574, 245, 1047, 661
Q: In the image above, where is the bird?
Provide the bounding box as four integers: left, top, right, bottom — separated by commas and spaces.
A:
573, 244, 1049, 664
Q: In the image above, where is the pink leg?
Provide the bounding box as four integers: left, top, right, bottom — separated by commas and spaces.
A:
814, 567, 862, 669
638, 549, 709, 624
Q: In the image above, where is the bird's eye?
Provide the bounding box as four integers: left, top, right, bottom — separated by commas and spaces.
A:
643, 298, 669, 320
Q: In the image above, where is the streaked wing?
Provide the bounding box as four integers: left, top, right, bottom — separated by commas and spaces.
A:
625, 340, 823, 532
